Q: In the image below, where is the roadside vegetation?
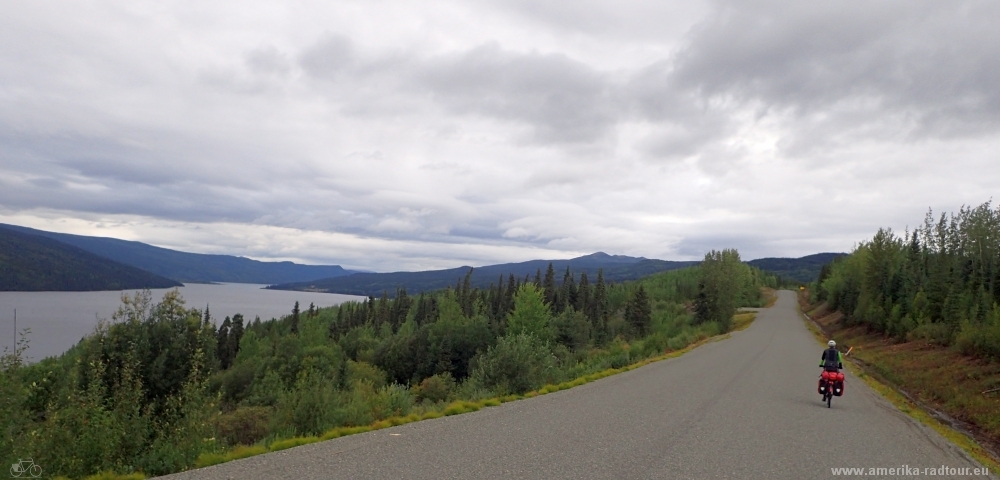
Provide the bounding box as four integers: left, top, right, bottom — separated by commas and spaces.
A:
807, 201, 1000, 459
814, 201, 1000, 361
1, 249, 775, 479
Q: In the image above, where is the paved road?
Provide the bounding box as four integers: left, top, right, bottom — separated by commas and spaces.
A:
161, 291, 983, 479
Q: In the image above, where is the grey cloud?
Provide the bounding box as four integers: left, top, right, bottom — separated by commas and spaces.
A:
416, 43, 617, 143
672, 0, 1000, 140
3, 1, 1000, 272
246, 45, 292, 76
297, 36, 621, 144
299, 34, 355, 78
482, 0, 709, 43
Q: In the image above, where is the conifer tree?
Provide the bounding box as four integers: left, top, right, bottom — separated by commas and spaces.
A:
543, 262, 557, 308
415, 293, 429, 326
625, 286, 652, 336
331, 305, 344, 338
560, 267, 577, 313
216, 316, 232, 369
290, 301, 300, 334
228, 314, 244, 364
577, 272, 591, 312
460, 268, 474, 317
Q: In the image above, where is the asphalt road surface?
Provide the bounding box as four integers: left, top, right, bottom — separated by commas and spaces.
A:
161, 291, 984, 479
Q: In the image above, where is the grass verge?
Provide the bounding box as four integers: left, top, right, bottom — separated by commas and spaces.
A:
190, 310, 762, 472
797, 292, 1000, 472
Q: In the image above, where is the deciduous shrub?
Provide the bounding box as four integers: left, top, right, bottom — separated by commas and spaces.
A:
211, 406, 270, 447
469, 333, 558, 395
414, 373, 455, 403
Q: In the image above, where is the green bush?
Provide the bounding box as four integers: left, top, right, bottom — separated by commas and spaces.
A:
274, 374, 338, 436
347, 361, 388, 389
415, 373, 455, 403
469, 333, 558, 395
211, 406, 271, 447
370, 384, 414, 419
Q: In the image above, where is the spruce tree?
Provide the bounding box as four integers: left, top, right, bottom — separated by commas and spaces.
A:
543, 262, 557, 308
560, 267, 577, 313
331, 306, 344, 338
290, 301, 300, 334
577, 272, 591, 312
216, 316, 232, 369
461, 268, 474, 317
625, 286, 652, 336
228, 313, 245, 363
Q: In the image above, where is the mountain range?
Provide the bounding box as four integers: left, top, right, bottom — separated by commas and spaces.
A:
746, 253, 845, 283
266, 252, 700, 297
0, 227, 182, 291
0, 222, 844, 294
0, 223, 356, 285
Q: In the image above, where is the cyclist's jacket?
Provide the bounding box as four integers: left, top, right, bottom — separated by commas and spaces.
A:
820, 347, 843, 371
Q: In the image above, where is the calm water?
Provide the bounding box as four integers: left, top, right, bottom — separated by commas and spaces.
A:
0, 284, 364, 362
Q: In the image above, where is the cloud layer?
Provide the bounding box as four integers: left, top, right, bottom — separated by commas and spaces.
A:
2, 0, 998, 271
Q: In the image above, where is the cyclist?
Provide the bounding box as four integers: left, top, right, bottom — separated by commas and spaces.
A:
820, 339, 843, 371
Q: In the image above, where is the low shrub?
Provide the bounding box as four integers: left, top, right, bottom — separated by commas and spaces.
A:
414, 373, 455, 403
469, 333, 559, 395
211, 406, 271, 447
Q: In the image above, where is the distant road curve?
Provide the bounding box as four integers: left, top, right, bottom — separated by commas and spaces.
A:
160, 291, 982, 479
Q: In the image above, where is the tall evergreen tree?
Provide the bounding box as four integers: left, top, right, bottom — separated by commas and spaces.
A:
290, 301, 300, 334
228, 314, 245, 364
577, 272, 591, 312
625, 286, 652, 337
216, 315, 232, 369
590, 269, 608, 340
560, 267, 577, 313
460, 268, 474, 317
542, 262, 557, 308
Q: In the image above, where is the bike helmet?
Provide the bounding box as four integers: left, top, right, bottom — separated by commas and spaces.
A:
828, 340, 836, 347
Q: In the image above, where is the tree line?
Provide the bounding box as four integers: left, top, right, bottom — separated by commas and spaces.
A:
816, 201, 1000, 361
1, 253, 775, 478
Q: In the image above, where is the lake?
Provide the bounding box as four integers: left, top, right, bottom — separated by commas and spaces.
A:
0, 284, 364, 362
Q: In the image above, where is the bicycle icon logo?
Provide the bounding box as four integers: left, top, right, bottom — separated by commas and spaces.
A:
9, 459, 42, 478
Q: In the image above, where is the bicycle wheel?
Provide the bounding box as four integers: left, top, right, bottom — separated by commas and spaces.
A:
29, 464, 42, 477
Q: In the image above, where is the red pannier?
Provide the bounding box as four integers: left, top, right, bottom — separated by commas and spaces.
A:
819, 371, 846, 396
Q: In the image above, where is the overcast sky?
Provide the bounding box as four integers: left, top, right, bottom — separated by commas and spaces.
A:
2, 0, 998, 272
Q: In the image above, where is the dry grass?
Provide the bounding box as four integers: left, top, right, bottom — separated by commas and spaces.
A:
798, 291, 1000, 471
732, 312, 757, 331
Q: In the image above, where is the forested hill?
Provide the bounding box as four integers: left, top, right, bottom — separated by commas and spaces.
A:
747, 253, 846, 283
0, 223, 356, 284
0, 227, 182, 291
268, 252, 699, 296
